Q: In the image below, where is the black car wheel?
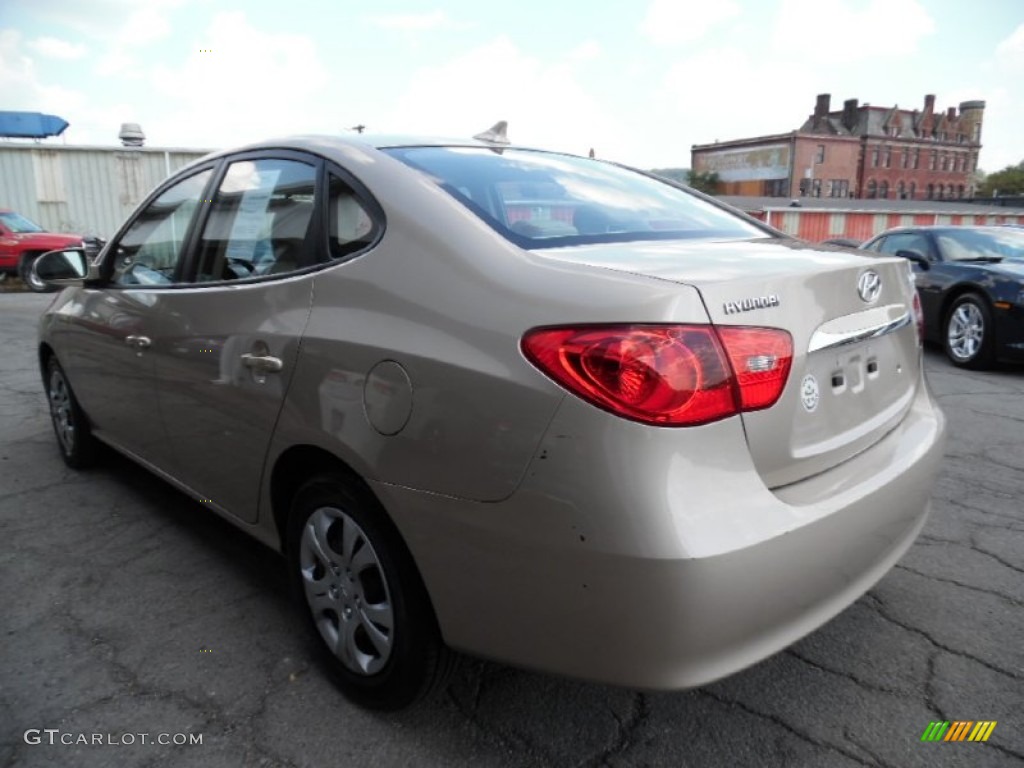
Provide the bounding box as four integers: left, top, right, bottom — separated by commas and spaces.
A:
944, 293, 995, 369
46, 357, 99, 468
20, 253, 57, 293
287, 474, 453, 710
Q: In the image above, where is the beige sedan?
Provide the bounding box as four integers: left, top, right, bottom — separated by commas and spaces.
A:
36, 135, 946, 709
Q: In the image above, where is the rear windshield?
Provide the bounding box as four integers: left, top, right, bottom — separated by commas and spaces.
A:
385, 147, 765, 248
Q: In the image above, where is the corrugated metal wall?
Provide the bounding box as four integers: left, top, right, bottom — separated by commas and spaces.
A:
762, 207, 1024, 242
0, 145, 210, 237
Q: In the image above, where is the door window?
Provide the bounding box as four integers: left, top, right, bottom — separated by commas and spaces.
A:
876, 232, 932, 260
195, 158, 317, 281
110, 169, 213, 286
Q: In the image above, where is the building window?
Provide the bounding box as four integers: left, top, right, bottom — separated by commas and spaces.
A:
866, 180, 878, 198
913, 148, 920, 169
897, 181, 906, 199
871, 147, 879, 167
883, 148, 891, 168
939, 154, 948, 171
926, 183, 934, 199
879, 180, 889, 199
815, 144, 825, 164
972, 124, 980, 141
929, 151, 937, 171
957, 184, 965, 198
900, 149, 908, 169
812, 179, 822, 197
829, 179, 849, 198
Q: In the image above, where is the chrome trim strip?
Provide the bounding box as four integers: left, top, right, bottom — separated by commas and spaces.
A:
808, 310, 913, 353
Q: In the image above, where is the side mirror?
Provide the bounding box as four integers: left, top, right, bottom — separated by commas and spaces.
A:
32, 248, 101, 286
895, 249, 930, 270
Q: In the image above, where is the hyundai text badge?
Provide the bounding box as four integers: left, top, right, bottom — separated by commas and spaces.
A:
857, 271, 882, 303
722, 294, 780, 315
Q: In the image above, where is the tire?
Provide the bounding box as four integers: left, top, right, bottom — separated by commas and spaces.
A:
45, 357, 99, 468
286, 474, 453, 710
20, 253, 57, 293
943, 293, 995, 369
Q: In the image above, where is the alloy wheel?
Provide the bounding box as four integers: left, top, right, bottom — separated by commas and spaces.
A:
299, 506, 394, 676
947, 302, 984, 362
48, 367, 76, 456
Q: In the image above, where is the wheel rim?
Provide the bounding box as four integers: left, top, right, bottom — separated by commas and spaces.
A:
299, 506, 394, 676
947, 302, 984, 361
48, 368, 75, 455
24, 258, 46, 291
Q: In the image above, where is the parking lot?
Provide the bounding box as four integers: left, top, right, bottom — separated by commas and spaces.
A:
1, 289, 1022, 768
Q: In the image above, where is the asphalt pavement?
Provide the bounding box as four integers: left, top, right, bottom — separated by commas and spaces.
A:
1, 290, 1022, 768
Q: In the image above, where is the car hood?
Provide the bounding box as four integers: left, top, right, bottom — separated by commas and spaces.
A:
10, 232, 83, 247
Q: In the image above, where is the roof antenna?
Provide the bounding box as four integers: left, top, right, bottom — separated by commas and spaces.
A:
473, 120, 510, 145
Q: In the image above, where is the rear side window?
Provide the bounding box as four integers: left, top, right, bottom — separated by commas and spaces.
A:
384, 147, 764, 249
195, 158, 317, 281
328, 173, 378, 260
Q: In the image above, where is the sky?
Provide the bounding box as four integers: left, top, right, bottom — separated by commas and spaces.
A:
2, 0, 1023, 173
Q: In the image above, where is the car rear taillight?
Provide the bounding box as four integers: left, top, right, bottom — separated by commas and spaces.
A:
522, 325, 792, 426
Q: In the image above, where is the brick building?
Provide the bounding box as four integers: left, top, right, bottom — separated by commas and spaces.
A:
691, 93, 984, 201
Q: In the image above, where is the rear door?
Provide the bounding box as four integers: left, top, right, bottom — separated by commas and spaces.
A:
150, 154, 321, 522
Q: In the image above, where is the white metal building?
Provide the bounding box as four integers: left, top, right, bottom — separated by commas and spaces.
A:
0, 143, 211, 238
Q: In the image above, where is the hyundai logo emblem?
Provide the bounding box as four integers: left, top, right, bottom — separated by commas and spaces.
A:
857, 270, 882, 303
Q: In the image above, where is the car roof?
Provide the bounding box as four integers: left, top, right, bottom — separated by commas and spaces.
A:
179, 133, 567, 173
873, 225, 1013, 236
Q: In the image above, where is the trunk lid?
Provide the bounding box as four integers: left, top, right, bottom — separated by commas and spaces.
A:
536, 238, 921, 488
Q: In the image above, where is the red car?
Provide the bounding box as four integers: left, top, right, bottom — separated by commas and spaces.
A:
0, 210, 84, 291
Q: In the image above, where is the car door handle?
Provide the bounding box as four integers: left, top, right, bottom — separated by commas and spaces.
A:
125, 335, 151, 349
240, 353, 283, 373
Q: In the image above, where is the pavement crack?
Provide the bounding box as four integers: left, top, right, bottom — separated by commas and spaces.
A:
697, 689, 878, 767
785, 649, 907, 698
862, 596, 1023, 683
893, 563, 1024, 607
968, 536, 1024, 576
576, 692, 647, 768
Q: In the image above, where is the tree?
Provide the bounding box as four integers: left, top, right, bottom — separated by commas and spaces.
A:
978, 161, 1024, 197
685, 169, 720, 194
649, 167, 689, 184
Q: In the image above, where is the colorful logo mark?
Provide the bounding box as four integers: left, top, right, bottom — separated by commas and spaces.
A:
921, 721, 997, 743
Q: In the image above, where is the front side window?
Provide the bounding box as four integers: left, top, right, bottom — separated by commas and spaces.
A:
877, 232, 933, 259
195, 158, 317, 282
110, 169, 213, 286
385, 147, 764, 250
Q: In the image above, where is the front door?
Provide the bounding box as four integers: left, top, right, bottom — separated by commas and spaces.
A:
59, 168, 214, 465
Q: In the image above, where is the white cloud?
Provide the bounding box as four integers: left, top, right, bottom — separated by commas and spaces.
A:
381, 36, 629, 158
27, 36, 88, 60
640, 0, 740, 46
994, 23, 1024, 70
367, 10, 465, 32
146, 11, 331, 146
657, 45, 818, 154
565, 40, 602, 63
773, 0, 935, 60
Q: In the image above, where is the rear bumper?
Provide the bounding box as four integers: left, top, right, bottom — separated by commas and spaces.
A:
373, 372, 946, 690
